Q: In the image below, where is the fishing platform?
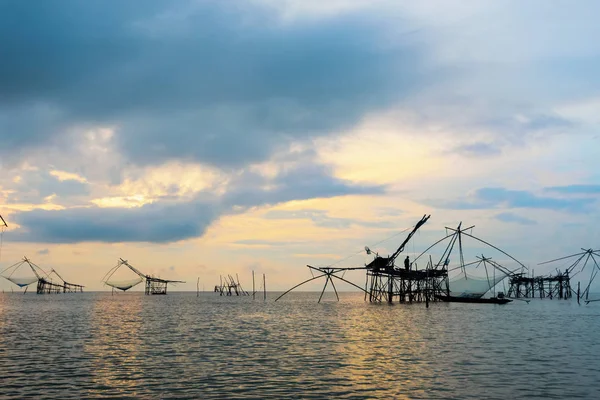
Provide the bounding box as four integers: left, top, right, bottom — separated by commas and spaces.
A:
363, 215, 448, 303
507, 271, 572, 299
1, 257, 84, 294
214, 274, 249, 296
277, 215, 449, 304
103, 258, 184, 295
277, 215, 529, 305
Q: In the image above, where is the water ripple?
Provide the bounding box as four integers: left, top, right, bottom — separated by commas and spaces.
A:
0, 292, 599, 399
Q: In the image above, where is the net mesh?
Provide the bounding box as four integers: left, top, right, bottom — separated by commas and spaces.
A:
4, 276, 38, 288
449, 271, 507, 298
105, 277, 143, 291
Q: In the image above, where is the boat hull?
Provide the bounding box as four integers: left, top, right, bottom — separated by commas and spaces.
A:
436, 295, 512, 304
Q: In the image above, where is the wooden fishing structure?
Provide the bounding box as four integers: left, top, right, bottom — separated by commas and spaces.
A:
534, 248, 600, 304
276, 215, 448, 304
1, 257, 84, 294
0, 214, 7, 265
412, 222, 527, 304
102, 258, 184, 295
363, 215, 449, 303
276, 216, 528, 305
507, 271, 572, 300
214, 274, 249, 296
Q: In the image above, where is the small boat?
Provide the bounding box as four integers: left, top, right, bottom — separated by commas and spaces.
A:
435, 294, 512, 304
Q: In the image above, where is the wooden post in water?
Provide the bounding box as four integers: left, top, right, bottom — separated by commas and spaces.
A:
577, 281, 581, 305
253, 270, 255, 300
263, 273, 266, 301
197, 277, 200, 297
426, 255, 432, 308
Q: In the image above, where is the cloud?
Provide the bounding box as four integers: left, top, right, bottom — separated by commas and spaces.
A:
544, 184, 600, 195
12, 200, 218, 244
427, 187, 596, 213
0, 0, 422, 170
223, 164, 385, 208
234, 239, 309, 247
494, 212, 536, 226
264, 209, 393, 229
476, 188, 594, 212
37, 248, 50, 255
450, 142, 502, 157
4, 169, 90, 205
10, 165, 383, 243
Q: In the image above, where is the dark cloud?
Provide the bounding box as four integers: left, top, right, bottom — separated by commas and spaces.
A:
494, 212, 536, 226
0, 0, 422, 169
427, 187, 596, 212
13, 200, 217, 244
10, 166, 383, 243
544, 184, 600, 195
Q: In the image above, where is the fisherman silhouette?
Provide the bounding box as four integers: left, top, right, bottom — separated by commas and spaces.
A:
404, 256, 410, 271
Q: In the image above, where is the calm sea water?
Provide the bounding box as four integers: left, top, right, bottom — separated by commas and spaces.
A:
1, 291, 599, 399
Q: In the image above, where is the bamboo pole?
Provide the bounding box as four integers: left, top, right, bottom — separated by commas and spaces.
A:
263, 274, 266, 301
253, 270, 255, 300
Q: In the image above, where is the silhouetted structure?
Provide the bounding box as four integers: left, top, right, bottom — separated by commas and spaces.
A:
1, 257, 84, 294
364, 215, 448, 303
507, 272, 572, 299
214, 274, 249, 296
103, 258, 184, 295
276, 216, 528, 304
276, 215, 448, 304
412, 222, 526, 304
0, 214, 8, 266
532, 248, 600, 303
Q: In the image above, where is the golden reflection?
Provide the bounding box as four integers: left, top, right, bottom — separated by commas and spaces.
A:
328, 301, 434, 398
85, 293, 144, 395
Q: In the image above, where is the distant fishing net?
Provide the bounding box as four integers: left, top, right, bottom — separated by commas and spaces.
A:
1, 259, 40, 288
5, 276, 38, 288
104, 277, 143, 291
102, 259, 145, 291
449, 271, 507, 298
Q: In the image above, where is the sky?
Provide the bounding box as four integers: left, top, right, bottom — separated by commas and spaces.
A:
1, 0, 599, 293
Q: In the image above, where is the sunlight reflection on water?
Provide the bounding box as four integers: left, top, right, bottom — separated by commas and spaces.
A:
1, 292, 599, 399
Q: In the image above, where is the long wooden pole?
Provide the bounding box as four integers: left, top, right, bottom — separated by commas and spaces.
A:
253, 270, 255, 300
263, 273, 266, 301
197, 277, 200, 297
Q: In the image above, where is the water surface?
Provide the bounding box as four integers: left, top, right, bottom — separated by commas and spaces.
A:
1, 292, 598, 399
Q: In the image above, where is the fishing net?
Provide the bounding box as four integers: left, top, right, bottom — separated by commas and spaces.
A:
105, 277, 143, 291
449, 271, 507, 298
1, 258, 42, 288
4, 276, 38, 288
